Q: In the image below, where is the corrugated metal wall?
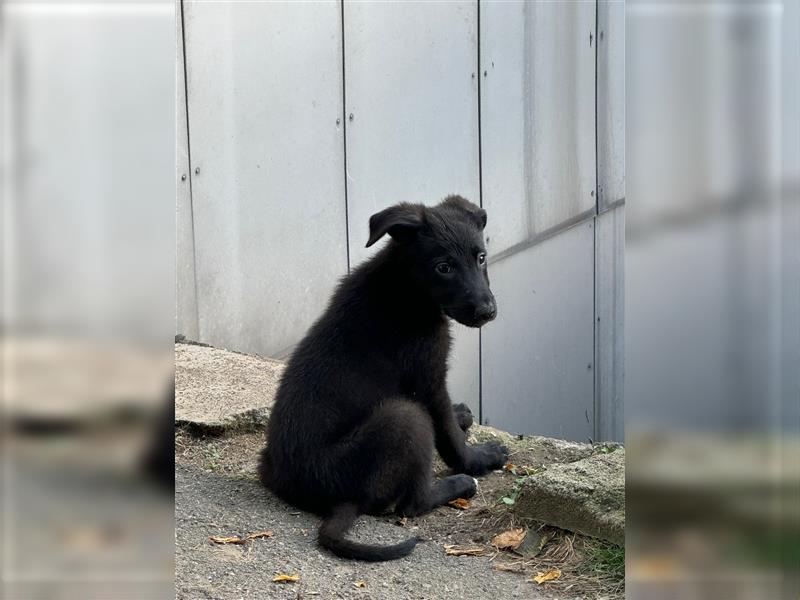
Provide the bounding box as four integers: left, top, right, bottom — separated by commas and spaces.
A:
177, 0, 625, 442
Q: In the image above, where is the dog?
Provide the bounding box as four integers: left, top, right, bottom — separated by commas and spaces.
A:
258, 195, 508, 561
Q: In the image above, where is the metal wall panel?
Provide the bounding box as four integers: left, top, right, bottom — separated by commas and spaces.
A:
595, 205, 624, 442
176, 2, 198, 340
343, 2, 481, 412
482, 223, 595, 441
481, 1, 596, 255
596, 2, 625, 440
597, 0, 625, 209
183, 1, 348, 358
449, 322, 480, 414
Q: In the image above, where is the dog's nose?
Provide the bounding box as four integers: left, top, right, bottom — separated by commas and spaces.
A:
474, 302, 497, 322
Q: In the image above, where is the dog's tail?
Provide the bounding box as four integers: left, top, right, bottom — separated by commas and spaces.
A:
318, 503, 419, 562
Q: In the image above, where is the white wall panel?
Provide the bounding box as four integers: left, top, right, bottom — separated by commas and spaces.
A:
595, 205, 624, 442
183, 1, 348, 358
482, 222, 595, 441
481, 1, 596, 255
598, 0, 625, 208
343, 1, 481, 411
176, 2, 198, 339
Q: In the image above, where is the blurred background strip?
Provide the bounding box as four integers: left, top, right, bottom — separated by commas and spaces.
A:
2, 0, 175, 598
626, 1, 799, 598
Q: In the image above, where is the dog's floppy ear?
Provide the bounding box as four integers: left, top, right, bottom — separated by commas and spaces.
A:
441, 195, 487, 229
366, 203, 424, 247
474, 207, 487, 230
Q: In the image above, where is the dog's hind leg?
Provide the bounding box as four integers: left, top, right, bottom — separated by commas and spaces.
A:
369, 402, 477, 518
332, 400, 477, 519
350, 400, 439, 511
396, 474, 477, 518
316, 399, 436, 560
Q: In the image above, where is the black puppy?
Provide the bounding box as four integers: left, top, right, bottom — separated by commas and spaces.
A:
259, 195, 507, 561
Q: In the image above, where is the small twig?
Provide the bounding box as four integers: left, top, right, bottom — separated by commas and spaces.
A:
477, 485, 488, 506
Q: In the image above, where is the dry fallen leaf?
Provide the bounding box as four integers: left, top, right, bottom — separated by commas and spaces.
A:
447, 498, 471, 510
503, 462, 537, 476
272, 574, 300, 583
209, 535, 247, 545
209, 531, 273, 545
353, 581, 367, 588
245, 531, 274, 541
444, 544, 487, 556
532, 569, 562, 584
491, 528, 526, 551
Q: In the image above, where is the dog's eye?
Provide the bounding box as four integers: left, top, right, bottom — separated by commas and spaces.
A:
478, 253, 487, 266
435, 262, 452, 274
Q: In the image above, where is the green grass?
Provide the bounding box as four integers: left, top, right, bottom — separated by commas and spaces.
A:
586, 542, 625, 580
498, 475, 532, 505
202, 445, 222, 471
596, 444, 621, 454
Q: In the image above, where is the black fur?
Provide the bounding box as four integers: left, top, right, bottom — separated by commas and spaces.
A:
259, 195, 508, 561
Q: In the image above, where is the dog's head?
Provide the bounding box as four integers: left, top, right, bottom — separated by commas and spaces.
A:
366, 195, 497, 328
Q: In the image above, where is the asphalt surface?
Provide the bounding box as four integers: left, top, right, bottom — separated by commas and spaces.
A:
175, 463, 551, 600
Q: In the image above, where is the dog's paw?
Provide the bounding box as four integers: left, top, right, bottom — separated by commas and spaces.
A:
464, 442, 509, 477
479, 441, 509, 470
449, 473, 478, 499
452, 403, 474, 432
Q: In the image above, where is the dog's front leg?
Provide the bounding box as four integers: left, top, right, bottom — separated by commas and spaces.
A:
429, 390, 508, 477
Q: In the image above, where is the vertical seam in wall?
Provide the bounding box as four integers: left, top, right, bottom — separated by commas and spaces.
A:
592, 0, 600, 442
593, 220, 599, 442
340, 0, 351, 273
594, 1, 600, 217
476, 0, 484, 425
180, 0, 200, 338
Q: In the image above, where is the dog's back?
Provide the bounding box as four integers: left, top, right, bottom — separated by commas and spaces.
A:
260, 246, 423, 511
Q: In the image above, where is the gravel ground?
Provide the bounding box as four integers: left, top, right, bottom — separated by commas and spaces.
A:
175, 432, 561, 600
